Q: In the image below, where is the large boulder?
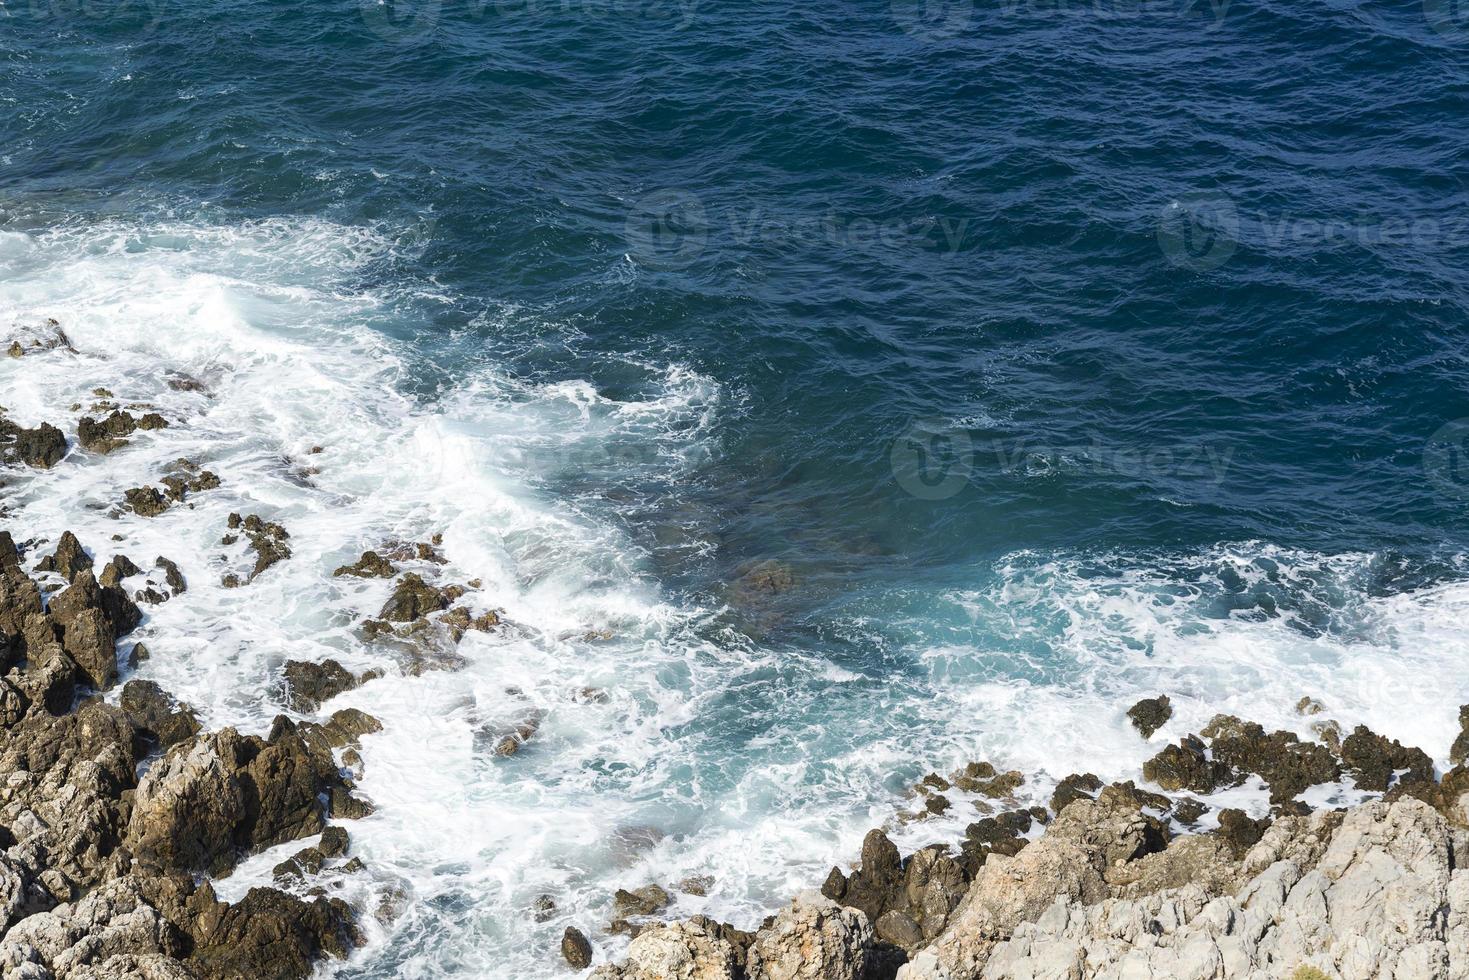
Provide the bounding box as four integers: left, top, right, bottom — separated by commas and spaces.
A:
126, 720, 347, 877
745, 892, 873, 980
591, 917, 742, 980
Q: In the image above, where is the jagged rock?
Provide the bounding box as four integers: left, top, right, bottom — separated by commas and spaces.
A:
951, 761, 1024, 798
1451, 705, 1469, 767
241, 516, 290, 580
154, 558, 186, 595
46, 571, 128, 690
590, 917, 741, 980
924, 794, 1169, 978
35, 531, 92, 582
120, 681, 201, 748
280, 659, 364, 713
1340, 724, 1434, 792
1142, 734, 1235, 794
1201, 714, 1340, 803
124, 487, 170, 518
2, 421, 68, 469
126, 719, 348, 877
78, 412, 133, 453
562, 926, 594, 969
379, 572, 447, 622
332, 551, 396, 579
1050, 773, 1102, 814
100, 555, 141, 588
1126, 694, 1172, 739
959, 799, 1458, 980
486, 709, 544, 757
745, 892, 872, 980
1215, 807, 1271, 858
612, 884, 671, 919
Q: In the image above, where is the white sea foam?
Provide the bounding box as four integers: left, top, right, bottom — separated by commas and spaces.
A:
3, 217, 1469, 979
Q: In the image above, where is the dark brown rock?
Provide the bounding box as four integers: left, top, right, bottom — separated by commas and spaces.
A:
100, 554, 142, 587
561, 926, 593, 969
1051, 772, 1103, 814
1126, 695, 1172, 739
379, 572, 448, 622
332, 551, 396, 579
121, 680, 202, 748
1340, 725, 1434, 792
281, 659, 363, 713
155, 557, 186, 594
1202, 715, 1340, 803
35, 530, 92, 581
1143, 735, 1234, 795
1215, 808, 1271, 858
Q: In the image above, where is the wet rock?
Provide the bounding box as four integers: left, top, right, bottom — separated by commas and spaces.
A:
950, 761, 1024, 798
281, 659, 365, 712
839, 829, 902, 923
612, 884, 670, 919
100, 555, 142, 587
155, 557, 186, 595
379, 572, 448, 622
46, 570, 129, 690
534, 894, 557, 921
1142, 734, 1235, 795
1340, 724, 1434, 792
1172, 797, 1208, 825
76, 412, 128, 453
126, 720, 350, 877
745, 891, 873, 980
35, 530, 92, 581
241, 516, 291, 581
316, 708, 382, 747
124, 487, 171, 518
1126, 694, 1172, 738
3, 421, 68, 469
1050, 772, 1103, 814
678, 875, 713, 897
332, 551, 396, 579
562, 926, 593, 969
959, 811, 1033, 875
487, 709, 544, 757
1201, 714, 1341, 803
120, 680, 202, 748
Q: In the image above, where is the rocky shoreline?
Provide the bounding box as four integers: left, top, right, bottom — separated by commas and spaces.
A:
6, 347, 1469, 980
586, 697, 1469, 980
0, 368, 503, 978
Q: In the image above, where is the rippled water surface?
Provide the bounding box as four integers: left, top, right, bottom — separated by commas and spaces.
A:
4, 0, 1469, 976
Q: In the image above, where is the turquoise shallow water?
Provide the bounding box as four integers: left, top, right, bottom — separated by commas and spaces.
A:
5, 0, 1469, 976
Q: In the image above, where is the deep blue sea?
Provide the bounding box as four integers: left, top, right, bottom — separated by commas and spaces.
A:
5, 0, 1469, 975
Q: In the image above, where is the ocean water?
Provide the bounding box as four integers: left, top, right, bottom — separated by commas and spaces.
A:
4, 0, 1469, 976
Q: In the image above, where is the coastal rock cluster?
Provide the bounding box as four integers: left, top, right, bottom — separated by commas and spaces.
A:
0, 529, 362, 979
588, 695, 1469, 980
